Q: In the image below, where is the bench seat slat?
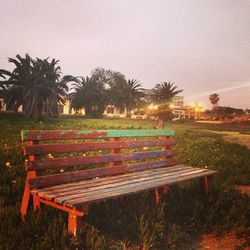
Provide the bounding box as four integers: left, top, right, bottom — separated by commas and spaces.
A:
34, 166, 194, 199
28, 149, 176, 170
55, 168, 211, 205
34, 165, 191, 194
22, 129, 175, 141
29, 159, 178, 189
63, 168, 216, 207
24, 139, 176, 155
41, 167, 198, 202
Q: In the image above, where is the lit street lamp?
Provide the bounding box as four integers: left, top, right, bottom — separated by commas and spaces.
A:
190, 101, 204, 120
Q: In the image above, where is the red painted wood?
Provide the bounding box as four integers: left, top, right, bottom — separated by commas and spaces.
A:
68, 212, 82, 237
23, 139, 176, 155
20, 140, 39, 218
109, 137, 121, 167
23, 130, 109, 141
27, 150, 176, 170
28, 159, 178, 188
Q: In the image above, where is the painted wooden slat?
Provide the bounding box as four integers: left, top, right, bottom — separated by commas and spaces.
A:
66, 170, 217, 207
34, 165, 191, 195
21, 129, 175, 141
40, 167, 196, 202
28, 159, 178, 188
34, 166, 191, 197
57, 168, 210, 204
24, 139, 176, 155
28, 150, 176, 170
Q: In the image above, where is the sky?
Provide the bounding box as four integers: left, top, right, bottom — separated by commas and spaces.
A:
0, 0, 249, 109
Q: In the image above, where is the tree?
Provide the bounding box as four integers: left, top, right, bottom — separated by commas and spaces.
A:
152, 82, 183, 102
91, 68, 145, 113
211, 106, 244, 119
0, 69, 11, 99
37, 58, 75, 117
91, 67, 122, 87
0, 69, 11, 81
2, 54, 34, 114
107, 78, 144, 113
209, 93, 220, 108
0, 54, 73, 119
125, 79, 145, 111
150, 82, 183, 127
70, 76, 108, 118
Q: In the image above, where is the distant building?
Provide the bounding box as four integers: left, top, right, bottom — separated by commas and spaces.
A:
103, 105, 127, 118
171, 96, 187, 120
172, 96, 184, 107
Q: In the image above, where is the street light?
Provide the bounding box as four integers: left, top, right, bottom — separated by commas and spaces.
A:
193, 101, 204, 120
169, 103, 175, 109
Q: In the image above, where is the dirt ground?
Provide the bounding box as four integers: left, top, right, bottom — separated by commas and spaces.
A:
223, 134, 250, 149
199, 232, 250, 250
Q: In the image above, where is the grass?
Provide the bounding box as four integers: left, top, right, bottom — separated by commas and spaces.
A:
0, 113, 249, 249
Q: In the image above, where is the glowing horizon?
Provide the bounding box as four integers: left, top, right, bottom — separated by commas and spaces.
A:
186, 81, 250, 102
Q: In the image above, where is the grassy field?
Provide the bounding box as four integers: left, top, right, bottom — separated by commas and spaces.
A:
0, 114, 249, 249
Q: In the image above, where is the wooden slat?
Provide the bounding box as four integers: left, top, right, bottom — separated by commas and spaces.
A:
21, 129, 175, 141
28, 159, 178, 189
24, 139, 176, 155
36, 166, 195, 201
28, 150, 176, 170
34, 165, 190, 194
56, 168, 209, 204
109, 137, 121, 167
66, 169, 217, 207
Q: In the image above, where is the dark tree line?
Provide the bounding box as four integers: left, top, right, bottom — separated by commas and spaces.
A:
0, 54, 182, 119
0, 54, 75, 119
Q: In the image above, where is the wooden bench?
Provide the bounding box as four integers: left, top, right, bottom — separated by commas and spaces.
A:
20, 129, 216, 237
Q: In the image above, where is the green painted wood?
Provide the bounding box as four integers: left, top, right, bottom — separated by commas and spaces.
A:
21, 129, 175, 141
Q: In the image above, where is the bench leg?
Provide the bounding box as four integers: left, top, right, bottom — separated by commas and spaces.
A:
20, 185, 31, 218
119, 197, 128, 207
21, 171, 37, 219
200, 176, 209, 196
68, 212, 82, 238
33, 194, 40, 212
153, 186, 169, 204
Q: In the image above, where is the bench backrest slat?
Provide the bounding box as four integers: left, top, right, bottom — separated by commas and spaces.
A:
29, 158, 178, 188
23, 139, 176, 155
27, 149, 176, 171
21, 129, 175, 141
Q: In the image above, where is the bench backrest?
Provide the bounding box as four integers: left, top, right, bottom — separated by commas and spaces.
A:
21, 130, 178, 189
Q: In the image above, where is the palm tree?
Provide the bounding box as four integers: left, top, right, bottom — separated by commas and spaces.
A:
38, 58, 75, 117
151, 81, 183, 128
209, 93, 219, 108
70, 76, 107, 117
125, 79, 145, 111
152, 81, 183, 103
91, 68, 141, 114
0, 69, 11, 98
1, 54, 53, 118
1, 54, 73, 119
2, 54, 34, 114
0, 69, 11, 81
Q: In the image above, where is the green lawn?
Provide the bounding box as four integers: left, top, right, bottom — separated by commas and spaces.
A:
0, 114, 249, 249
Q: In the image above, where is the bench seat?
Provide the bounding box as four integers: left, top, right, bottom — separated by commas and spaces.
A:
32, 165, 215, 208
